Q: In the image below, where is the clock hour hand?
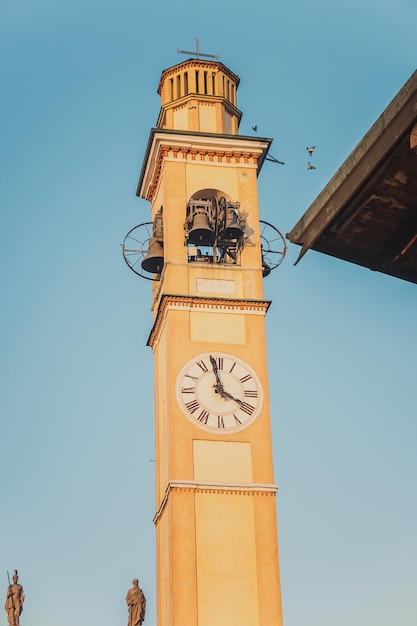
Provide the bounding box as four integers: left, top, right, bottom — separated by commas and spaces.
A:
209, 355, 226, 396
221, 389, 243, 405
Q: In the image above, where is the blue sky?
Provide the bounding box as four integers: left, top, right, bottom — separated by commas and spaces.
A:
1, 1, 416, 625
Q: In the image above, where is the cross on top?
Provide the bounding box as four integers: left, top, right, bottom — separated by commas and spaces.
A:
177, 37, 219, 60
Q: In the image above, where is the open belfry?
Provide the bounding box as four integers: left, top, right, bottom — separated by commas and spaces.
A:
126, 42, 285, 626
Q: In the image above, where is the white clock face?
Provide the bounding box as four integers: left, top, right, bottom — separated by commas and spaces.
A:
176, 352, 263, 432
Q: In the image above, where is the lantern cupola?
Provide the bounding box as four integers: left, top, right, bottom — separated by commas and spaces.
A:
157, 59, 242, 135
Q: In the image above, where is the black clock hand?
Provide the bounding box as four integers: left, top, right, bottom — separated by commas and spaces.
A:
221, 389, 243, 405
209, 355, 226, 396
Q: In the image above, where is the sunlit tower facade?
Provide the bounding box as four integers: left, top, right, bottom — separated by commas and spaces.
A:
124, 46, 286, 626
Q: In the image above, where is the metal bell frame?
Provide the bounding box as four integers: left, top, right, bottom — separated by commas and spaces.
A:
122, 213, 164, 281
185, 196, 246, 265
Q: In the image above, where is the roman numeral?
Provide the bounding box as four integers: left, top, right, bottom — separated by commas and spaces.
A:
229, 362, 236, 373
185, 373, 198, 382
240, 374, 252, 383
197, 360, 208, 372
197, 410, 209, 424
181, 386, 195, 394
215, 357, 223, 370
239, 402, 255, 416
217, 415, 225, 428
244, 390, 258, 398
185, 400, 200, 414
233, 414, 242, 425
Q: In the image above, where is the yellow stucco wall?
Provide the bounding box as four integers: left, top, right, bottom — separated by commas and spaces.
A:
193, 440, 252, 482
195, 492, 259, 626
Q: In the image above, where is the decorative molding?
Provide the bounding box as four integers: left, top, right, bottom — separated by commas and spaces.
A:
147, 294, 271, 349
145, 144, 260, 202
158, 60, 240, 94
153, 479, 278, 525
137, 130, 272, 201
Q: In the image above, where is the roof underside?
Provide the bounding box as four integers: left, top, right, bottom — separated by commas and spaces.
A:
287, 70, 417, 284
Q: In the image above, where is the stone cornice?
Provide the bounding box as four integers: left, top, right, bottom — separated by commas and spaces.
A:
153, 479, 278, 525
137, 129, 272, 201
147, 294, 271, 349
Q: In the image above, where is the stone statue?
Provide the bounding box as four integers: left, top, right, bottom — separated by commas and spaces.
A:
126, 579, 146, 626
4, 570, 24, 626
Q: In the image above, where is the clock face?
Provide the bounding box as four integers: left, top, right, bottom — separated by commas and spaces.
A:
176, 352, 263, 432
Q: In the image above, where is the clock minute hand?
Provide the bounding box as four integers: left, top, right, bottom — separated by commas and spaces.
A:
209, 355, 226, 396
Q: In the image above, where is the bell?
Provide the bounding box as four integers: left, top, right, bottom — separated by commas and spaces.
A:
141, 237, 164, 274
222, 208, 244, 240
188, 212, 215, 245
262, 255, 271, 277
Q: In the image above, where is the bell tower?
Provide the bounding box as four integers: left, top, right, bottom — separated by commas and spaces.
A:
125, 47, 286, 626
